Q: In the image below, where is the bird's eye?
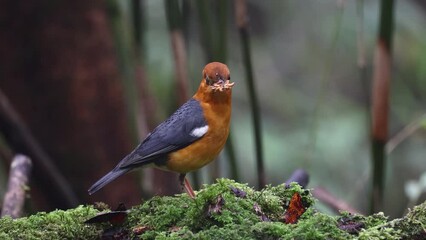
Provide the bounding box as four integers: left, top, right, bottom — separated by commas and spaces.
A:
205, 75, 213, 85
227, 75, 231, 80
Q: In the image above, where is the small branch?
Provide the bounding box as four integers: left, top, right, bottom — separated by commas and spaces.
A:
1, 154, 32, 218
313, 186, 362, 215
386, 113, 426, 154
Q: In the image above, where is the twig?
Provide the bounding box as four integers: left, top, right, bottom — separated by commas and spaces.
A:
386, 113, 426, 154
313, 186, 362, 215
235, 0, 265, 189
0, 88, 78, 207
1, 154, 32, 218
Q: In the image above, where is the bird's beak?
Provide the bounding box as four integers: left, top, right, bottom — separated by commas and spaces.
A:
211, 79, 235, 92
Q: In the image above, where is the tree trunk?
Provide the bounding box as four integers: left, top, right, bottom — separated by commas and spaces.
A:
0, 0, 142, 210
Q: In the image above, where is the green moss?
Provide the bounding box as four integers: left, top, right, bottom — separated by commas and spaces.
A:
127, 179, 276, 239
390, 201, 426, 240
362, 212, 389, 228
0, 205, 100, 239
357, 227, 401, 240
1, 179, 425, 239
252, 209, 352, 240
353, 212, 402, 240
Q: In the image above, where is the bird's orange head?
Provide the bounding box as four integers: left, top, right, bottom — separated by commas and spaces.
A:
202, 62, 234, 92
195, 62, 234, 103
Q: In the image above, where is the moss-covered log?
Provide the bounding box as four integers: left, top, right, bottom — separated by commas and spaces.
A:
0, 179, 425, 239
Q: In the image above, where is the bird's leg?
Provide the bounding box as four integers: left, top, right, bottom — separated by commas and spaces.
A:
184, 177, 196, 199
179, 173, 195, 199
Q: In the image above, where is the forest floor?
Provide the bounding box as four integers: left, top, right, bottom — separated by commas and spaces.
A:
0, 178, 425, 239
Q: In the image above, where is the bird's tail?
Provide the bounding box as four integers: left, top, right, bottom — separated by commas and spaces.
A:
88, 167, 130, 195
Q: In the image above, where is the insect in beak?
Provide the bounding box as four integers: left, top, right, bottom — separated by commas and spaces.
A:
211, 79, 234, 92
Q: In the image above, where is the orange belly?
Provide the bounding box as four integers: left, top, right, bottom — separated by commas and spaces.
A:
166, 126, 229, 173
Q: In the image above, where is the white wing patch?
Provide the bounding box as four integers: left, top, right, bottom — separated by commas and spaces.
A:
190, 125, 209, 138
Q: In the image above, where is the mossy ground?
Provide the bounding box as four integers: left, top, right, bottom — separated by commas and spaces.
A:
0, 205, 99, 239
0, 178, 425, 239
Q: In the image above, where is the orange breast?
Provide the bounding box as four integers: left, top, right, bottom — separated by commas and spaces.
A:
166, 92, 231, 173
166, 129, 228, 173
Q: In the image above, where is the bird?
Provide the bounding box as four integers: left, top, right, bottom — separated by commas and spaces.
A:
88, 62, 234, 198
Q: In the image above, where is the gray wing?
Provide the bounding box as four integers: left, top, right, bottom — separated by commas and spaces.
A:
117, 98, 208, 169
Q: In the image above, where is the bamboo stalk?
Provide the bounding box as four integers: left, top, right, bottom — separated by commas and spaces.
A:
235, 0, 265, 188
370, 0, 395, 213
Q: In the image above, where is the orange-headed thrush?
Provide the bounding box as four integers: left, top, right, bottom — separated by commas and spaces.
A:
88, 62, 234, 198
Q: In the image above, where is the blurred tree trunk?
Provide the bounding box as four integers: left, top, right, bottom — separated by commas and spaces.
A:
0, 1, 142, 210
